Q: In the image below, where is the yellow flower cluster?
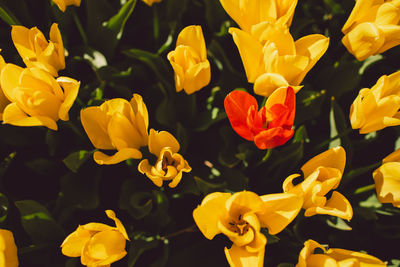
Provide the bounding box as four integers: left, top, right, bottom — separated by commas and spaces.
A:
0, 24, 80, 130
220, 0, 329, 97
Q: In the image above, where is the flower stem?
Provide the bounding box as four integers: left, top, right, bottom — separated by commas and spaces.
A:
161, 224, 198, 240
71, 8, 88, 47
354, 184, 376, 195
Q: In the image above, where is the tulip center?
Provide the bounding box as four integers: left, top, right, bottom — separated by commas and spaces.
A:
228, 214, 249, 236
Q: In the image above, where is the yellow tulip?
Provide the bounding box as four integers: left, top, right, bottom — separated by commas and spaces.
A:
11, 23, 65, 77
193, 191, 303, 267
167, 25, 211, 94
297, 239, 386, 267
229, 21, 329, 97
219, 0, 298, 33
61, 210, 129, 267
373, 148, 400, 208
0, 54, 10, 120
0, 229, 18, 267
141, 0, 162, 6
138, 129, 191, 188
81, 94, 149, 165
350, 70, 400, 134
52, 0, 81, 12
283, 146, 353, 221
0, 64, 79, 130
342, 0, 400, 61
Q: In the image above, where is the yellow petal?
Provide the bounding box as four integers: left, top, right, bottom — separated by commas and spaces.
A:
177, 25, 207, 61
304, 191, 353, 221
80, 107, 114, 150
61, 226, 92, 257
306, 254, 339, 267
382, 148, 400, 163
182, 61, 211, 94
86, 230, 126, 262
93, 148, 142, 165
301, 146, 346, 178
49, 23, 65, 70
108, 113, 144, 150
253, 73, 289, 98
327, 248, 386, 266
297, 239, 327, 267
0, 229, 19, 267
258, 192, 303, 235
137, 159, 164, 187
11, 26, 36, 60
129, 94, 149, 145
105, 210, 129, 241
192, 192, 231, 240
57, 77, 80, 121
82, 222, 113, 232
229, 27, 265, 83
294, 34, 329, 85
2, 102, 58, 130
373, 162, 400, 205
225, 191, 265, 219
224, 244, 264, 267
148, 128, 180, 156
342, 22, 384, 61
0, 64, 24, 102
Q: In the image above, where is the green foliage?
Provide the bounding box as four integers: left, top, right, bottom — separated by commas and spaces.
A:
0, 0, 398, 266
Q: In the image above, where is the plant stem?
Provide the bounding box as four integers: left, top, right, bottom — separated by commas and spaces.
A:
71, 8, 88, 47
161, 224, 198, 240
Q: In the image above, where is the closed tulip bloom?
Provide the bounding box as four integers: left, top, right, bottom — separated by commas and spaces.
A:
297, 239, 386, 267
373, 148, 400, 208
0, 229, 18, 267
167, 25, 211, 94
224, 86, 296, 149
141, 0, 162, 6
193, 191, 303, 267
0, 54, 10, 120
138, 129, 191, 188
229, 22, 329, 97
12, 23, 65, 77
81, 94, 149, 165
342, 0, 400, 61
219, 0, 298, 33
283, 146, 353, 220
52, 0, 81, 12
61, 210, 129, 267
0, 64, 79, 130
350, 70, 400, 134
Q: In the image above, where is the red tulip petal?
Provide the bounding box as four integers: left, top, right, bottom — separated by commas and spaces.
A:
284, 86, 296, 125
254, 127, 294, 149
224, 90, 259, 140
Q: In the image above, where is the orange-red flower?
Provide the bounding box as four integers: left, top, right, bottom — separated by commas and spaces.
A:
224, 86, 295, 149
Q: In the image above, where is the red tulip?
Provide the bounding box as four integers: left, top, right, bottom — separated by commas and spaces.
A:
224, 86, 295, 149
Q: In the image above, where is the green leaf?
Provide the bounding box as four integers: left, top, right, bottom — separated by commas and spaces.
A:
326, 217, 352, 231
293, 125, 309, 143
104, 0, 137, 40
326, 60, 361, 99
128, 233, 160, 267
0, 4, 20, 25
194, 176, 227, 195
15, 200, 64, 244
295, 90, 326, 125
59, 172, 100, 210
123, 48, 173, 89
359, 194, 382, 209
63, 150, 93, 173
119, 181, 153, 219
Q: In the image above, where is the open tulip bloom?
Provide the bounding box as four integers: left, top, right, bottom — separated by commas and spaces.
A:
224, 86, 295, 150
283, 146, 353, 221
193, 191, 303, 267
